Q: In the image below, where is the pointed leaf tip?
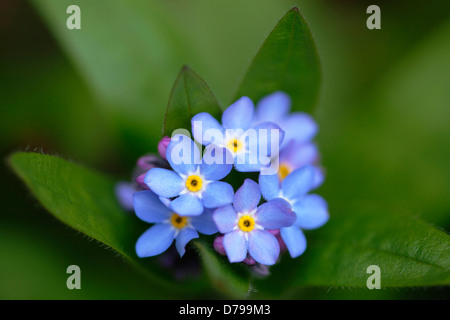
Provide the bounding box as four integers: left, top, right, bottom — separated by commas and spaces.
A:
235, 7, 321, 114
162, 67, 222, 136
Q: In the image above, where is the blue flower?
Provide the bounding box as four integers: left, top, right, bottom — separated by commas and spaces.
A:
253, 91, 318, 149
212, 179, 296, 265
191, 96, 285, 172
134, 190, 218, 257
259, 165, 329, 258
145, 134, 234, 216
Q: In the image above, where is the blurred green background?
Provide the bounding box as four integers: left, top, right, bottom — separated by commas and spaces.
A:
1, 0, 449, 299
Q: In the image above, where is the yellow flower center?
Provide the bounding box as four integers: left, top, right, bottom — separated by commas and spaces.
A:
278, 163, 292, 181
185, 175, 203, 192
238, 215, 255, 232
227, 138, 243, 153
170, 213, 188, 229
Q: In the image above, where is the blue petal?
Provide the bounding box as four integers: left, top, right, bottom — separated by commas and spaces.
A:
279, 141, 318, 169
247, 230, 280, 265
145, 168, 184, 198
233, 130, 275, 172
202, 181, 234, 209
200, 146, 233, 181
190, 209, 218, 235
191, 112, 224, 146
281, 112, 318, 147
258, 173, 281, 201
234, 153, 269, 172
281, 165, 315, 200
312, 166, 325, 190
213, 204, 237, 233
158, 196, 172, 208
223, 230, 248, 263
133, 191, 171, 223
175, 227, 199, 257
170, 193, 204, 216
166, 134, 200, 175
255, 198, 295, 229
222, 96, 254, 131
135, 223, 175, 258
280, 226, 307, 258
292, 194, 329, 230
251, 121, 285, 157
255, 91, 291, 124
233, 179, 261, 213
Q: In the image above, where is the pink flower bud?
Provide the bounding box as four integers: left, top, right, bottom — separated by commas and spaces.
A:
157, 136, 171, 160
135, 172, 150, 190
243, 256, 256, 266
213, 235, 226, 256
136, 154, 162, 171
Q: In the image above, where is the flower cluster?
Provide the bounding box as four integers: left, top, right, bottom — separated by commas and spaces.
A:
116, 92, 328, 268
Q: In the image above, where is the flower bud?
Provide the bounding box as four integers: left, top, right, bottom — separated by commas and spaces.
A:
135, 172, 150, 190
213, 235, 226, 256
136, 154, 162, 171
157, 136, 171, 160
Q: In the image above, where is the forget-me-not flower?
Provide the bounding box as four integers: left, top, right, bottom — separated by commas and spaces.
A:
145, 134, 234, 216
192, 96, 285, 172
213, 179, 296, 265
134, 190, 218, 257
259, 165, 329, 258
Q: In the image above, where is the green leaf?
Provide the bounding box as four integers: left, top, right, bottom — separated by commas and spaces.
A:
192, 238, 251, 299
162, 66, 222, 136
234, 7, 321, 113
253, 204, 450, 298
8, 151, 255, 299
8, 151, 208, 297
9, 152, 139, 257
